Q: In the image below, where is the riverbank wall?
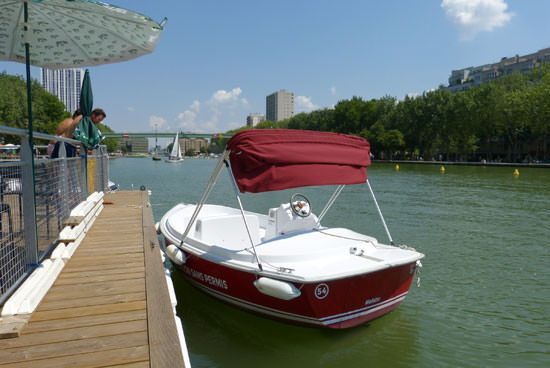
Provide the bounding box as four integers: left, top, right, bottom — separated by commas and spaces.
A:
374, 160, 550, 168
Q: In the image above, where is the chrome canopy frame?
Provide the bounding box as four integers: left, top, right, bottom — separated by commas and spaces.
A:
176, 150, 396, 272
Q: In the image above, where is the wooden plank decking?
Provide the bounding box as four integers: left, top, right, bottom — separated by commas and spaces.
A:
0, 191, 185, 368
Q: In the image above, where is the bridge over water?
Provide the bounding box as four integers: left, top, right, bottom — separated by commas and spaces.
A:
102, 132, 233, 140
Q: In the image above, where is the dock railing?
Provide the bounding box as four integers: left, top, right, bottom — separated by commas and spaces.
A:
0, 125, 109, 305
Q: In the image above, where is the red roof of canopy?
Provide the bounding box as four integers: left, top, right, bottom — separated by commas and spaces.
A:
226, 129, 371, 193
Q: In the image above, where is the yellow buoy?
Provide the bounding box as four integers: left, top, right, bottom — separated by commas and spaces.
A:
513, 169, 520, 177
440, 165, 446, 173
395, 164, 400, 171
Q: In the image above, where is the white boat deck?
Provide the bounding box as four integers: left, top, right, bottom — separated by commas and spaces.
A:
161, 204, 423, 282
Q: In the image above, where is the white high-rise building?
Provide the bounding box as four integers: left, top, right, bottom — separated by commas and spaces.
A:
266, 90, 294, 122
41, 68, 85, 113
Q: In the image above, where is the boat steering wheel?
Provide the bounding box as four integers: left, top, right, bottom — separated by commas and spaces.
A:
290, 193, 312, 218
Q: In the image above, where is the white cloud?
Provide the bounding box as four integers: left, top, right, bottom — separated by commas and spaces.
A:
176, 100, 202, 131
127, 106, 135, 112
189, 100, 200, 113
441, 0, 513, 40
330, 86, 337, 96
212, 88, 245, 104
296, 95, 319, 113
149, 115, 167, 129
176, 88, 249, 132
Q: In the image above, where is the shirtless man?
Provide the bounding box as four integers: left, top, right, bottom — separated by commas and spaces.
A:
49, 110, 83, 158
50, 108, 106, 158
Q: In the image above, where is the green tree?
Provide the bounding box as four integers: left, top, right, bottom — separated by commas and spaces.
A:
493, 73, 530, 162
0, 72, 67, 142
96, 123, 118, 152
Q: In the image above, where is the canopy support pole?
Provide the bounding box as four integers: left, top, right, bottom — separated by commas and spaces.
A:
366, 179, 394, 245
224, 160, 263, 272
316, 185, 345, 226
178, 150, 228, 246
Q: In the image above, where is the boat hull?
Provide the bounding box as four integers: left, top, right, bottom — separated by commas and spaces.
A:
169, 246, 418, 329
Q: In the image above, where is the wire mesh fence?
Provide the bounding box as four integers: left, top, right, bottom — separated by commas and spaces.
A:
34, 157, 85, 256
0, 127, 109, 305
91, 146, 109, 192
0, 162, 26, 304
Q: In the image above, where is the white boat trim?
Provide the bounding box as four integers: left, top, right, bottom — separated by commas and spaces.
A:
319, 292, 407, 322
187, 277, 408, 326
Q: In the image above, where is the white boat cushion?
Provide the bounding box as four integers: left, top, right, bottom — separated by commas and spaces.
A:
195, 214, 260, 249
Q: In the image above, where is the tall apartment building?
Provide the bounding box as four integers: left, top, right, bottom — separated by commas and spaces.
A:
448, 47, 550, 93
41, 68, 85, 113
246, 113, 266, 127
266, 90, 294, 122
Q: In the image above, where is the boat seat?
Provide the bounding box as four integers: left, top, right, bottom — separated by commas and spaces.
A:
195, 214, 260, 249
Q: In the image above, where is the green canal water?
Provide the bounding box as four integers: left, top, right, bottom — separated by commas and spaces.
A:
110, 158, 549, 368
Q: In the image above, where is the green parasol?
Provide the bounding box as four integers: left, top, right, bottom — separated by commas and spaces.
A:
73, 69, 102, 149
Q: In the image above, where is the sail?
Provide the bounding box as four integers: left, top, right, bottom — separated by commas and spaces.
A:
170, 133, 180, 159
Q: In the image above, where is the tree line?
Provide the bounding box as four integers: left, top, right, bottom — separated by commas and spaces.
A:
0, 72, 118, 151
242, 66, 550, 163
3, 68, 549, 161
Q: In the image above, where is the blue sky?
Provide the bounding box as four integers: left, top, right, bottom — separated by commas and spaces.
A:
2, 0, 550, 134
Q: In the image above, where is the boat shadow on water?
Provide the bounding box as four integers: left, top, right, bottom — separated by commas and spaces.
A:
171, 269, 421, 368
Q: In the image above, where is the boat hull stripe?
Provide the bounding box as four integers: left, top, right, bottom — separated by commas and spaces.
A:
189, 279, 407, 326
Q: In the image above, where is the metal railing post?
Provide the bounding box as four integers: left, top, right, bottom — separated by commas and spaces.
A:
106, 149, 110, 191
58, 142, 69, 218
102, 147, 108, 191
20, 137, 38, 266
82, 150, 88, 198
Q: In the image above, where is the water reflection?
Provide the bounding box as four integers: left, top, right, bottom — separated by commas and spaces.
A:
172, 270, 420, 368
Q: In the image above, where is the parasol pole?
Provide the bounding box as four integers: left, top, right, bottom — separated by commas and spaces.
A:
24, 1, 33, 146
22, 0, 39, 265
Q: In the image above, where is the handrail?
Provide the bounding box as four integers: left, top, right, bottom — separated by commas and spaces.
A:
0, 125, 81, 145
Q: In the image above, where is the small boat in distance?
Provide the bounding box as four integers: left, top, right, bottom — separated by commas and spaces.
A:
159, 129, 424, 329
165, 132, 184, 163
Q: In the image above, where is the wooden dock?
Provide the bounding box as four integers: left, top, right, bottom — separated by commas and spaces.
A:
0, 191, 186, 368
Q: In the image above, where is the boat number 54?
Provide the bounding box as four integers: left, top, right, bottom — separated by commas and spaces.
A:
314, 283, 329, 300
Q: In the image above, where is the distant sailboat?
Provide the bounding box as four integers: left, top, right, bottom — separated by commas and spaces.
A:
165, 132, 184, 163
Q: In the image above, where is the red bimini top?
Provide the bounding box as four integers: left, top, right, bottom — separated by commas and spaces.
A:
226, 129, 371, 193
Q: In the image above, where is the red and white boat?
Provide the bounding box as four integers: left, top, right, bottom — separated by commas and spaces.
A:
159, 129, 424, 329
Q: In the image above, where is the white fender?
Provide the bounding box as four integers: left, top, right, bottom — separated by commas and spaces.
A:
17, 258, 65, 315
253, 277, 301, 301
166, 244, 186, 266
50, 243, 67, 260
1, 260, 52, 316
